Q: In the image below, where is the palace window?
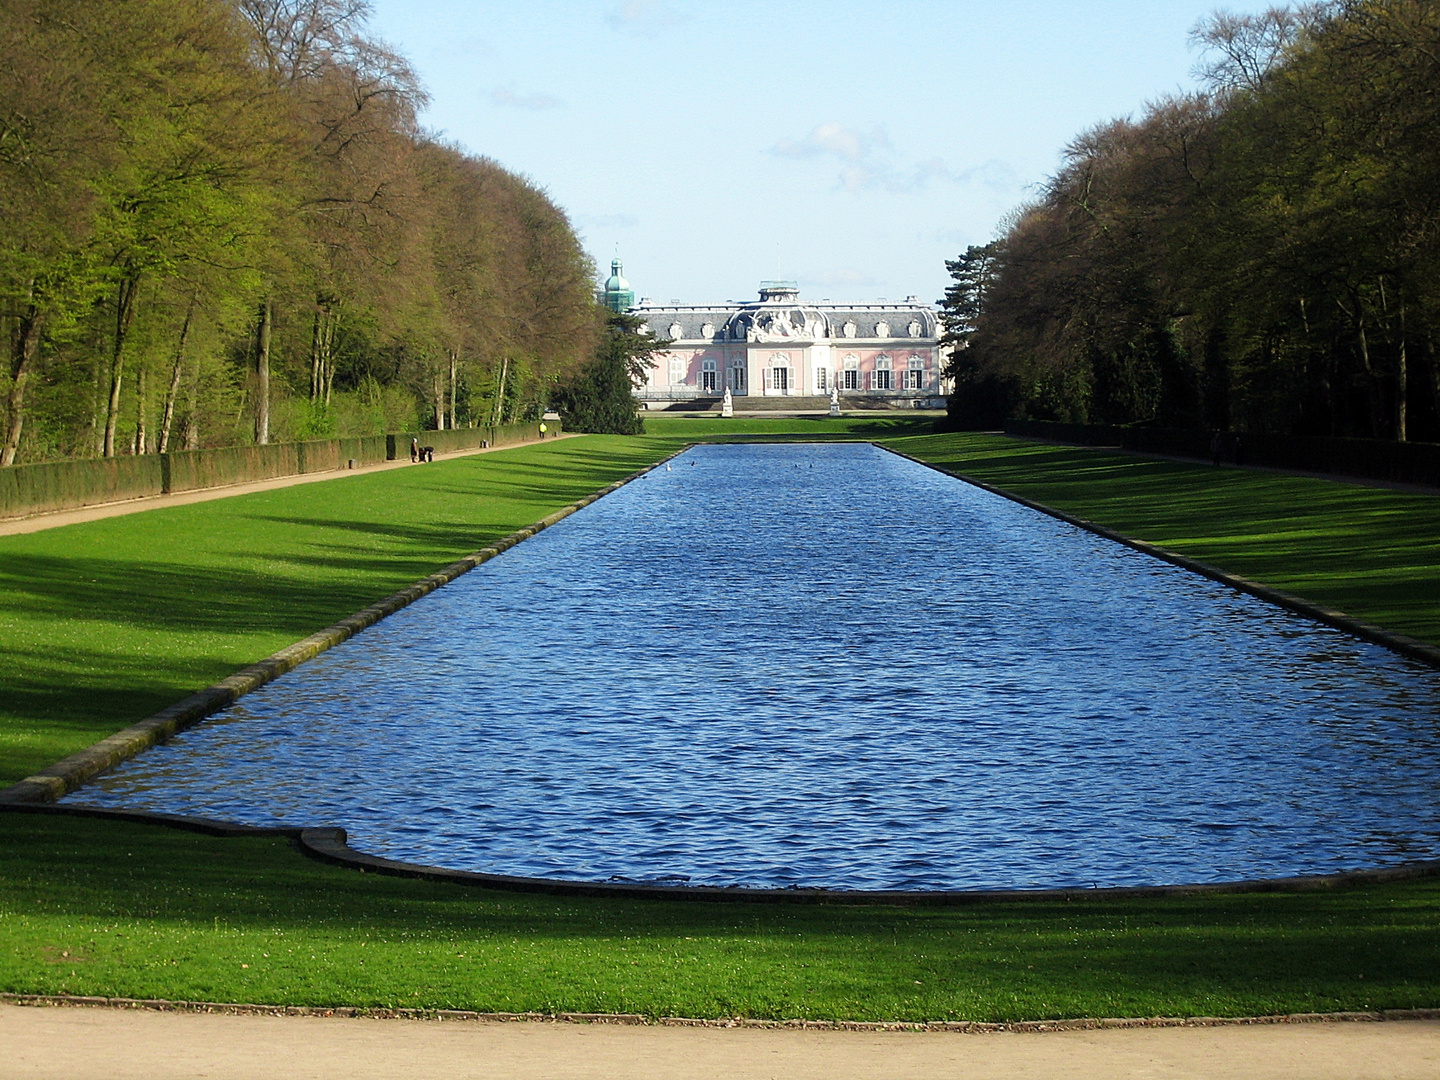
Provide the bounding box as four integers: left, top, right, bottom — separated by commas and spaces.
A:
669, 356, 686, 385
701, 323, 715, 338
874, 354, 893, 390
908, 321, 922, 338
842, 321, 857, 338
875, 321, 890, 339
842, 354, 859, 390
701, 356, 717, 392
906, 354, 925, 390
668, 322, 684, 340
815, 366, 827, 392
729, 357, 746, 391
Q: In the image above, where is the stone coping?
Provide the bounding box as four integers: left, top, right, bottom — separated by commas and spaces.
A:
0, 450, 682, 806
6, 801, 1440, 905
882, 446, 1440, 672
4, 439, 1440, 904
2, 991, 1438, 1032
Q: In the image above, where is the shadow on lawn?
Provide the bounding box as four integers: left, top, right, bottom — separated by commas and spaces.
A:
3, 813, 1439, 1015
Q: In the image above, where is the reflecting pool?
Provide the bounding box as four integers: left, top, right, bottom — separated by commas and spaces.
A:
67, 442, 1440, 890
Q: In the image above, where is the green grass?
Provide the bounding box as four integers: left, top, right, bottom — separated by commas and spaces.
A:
3, 813, 1438, 1021
0, 437, 677, 786
889, 431, 1440, 648
4, 420, 1440, 1021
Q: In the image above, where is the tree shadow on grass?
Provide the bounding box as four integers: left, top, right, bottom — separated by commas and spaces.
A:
2, 813, 1439, 1018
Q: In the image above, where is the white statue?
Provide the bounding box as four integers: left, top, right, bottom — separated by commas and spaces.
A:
721, 386, 734, 417
828, 384, 840, 416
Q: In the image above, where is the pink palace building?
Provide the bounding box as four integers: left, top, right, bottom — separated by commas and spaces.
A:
602, 263, 947, 407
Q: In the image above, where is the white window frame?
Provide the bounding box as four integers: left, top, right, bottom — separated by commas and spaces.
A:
906, 355, 925, 390
701, 356, 718, 392
668, 355, 686, 385
842, 355, 859, 391
874, 354, 893, 391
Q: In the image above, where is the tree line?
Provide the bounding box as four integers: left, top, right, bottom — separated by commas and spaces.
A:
0, 0, 603, 466
940, 0, 1440, 443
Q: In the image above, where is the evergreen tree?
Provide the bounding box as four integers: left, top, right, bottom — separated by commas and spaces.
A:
551, 313, 663, 435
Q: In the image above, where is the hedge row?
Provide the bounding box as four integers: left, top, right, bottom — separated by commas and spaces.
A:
1005, 419, 1440, 488
0, 422, 558, 520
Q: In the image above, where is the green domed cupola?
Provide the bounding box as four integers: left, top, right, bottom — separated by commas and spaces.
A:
601, 258, 636, 313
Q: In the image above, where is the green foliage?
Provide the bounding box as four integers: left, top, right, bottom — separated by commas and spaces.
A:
551, 313, 663, 435
0, 0, 597, 464
943, 0, 1440, 441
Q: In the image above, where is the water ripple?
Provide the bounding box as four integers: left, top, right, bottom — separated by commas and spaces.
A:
67, 442, 1440, 890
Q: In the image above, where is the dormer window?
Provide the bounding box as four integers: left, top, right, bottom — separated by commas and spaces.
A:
843, 322, 857, 338
908, 321, 922, 338
701, 323, 715, 338
875, 321, 890, 339
668, 322, 684, 340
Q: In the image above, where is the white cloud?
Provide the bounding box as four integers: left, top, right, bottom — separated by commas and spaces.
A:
491, 86, 564, 110
772, 124, 1024, 197
606, 0, 685, 35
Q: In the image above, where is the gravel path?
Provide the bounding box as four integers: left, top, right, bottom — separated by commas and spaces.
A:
2, 1004, 1437, 1080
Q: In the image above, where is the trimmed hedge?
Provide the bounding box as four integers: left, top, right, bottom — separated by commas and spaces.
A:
0, 425, 558, 520
1005, 419, 1440, 488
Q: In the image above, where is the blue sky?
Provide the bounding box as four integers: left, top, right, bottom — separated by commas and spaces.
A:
367, 0, 1255, 306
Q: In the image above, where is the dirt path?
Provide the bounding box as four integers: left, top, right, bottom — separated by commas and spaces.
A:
0, 434, 580, 538
1, 1005, 1436, 1080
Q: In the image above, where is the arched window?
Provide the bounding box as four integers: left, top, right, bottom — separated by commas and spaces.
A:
874, 354, 893, 391
767, 353, 790, 393
728, 354, 746, 392
842, 354, 860, 391
701, 355, 718, 393
906, 354, 925, 390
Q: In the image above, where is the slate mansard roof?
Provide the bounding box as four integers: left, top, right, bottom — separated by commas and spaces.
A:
631, 285, 939, 345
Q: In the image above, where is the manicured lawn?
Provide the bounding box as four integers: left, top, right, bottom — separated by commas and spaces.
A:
3, 419, 1440, 1022
3, 812, 1438, 1022
0, 437, 677, 786
890, 431, 1440, 649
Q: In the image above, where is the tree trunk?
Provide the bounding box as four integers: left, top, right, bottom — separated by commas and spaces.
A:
103, 275, 141, 458
134, 366, 148, 455
492, 356, 509, 426
255, 298, 271, 445
1395, 305, 1408, 443
2, 297, 42, 467
432, 368, 446, 430
449, 349, 458, 429
158, 301, 193, 454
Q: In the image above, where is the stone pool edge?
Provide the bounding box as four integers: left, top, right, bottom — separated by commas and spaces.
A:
0, 448, 686, 807
5, 801, 1440, 906
881, 445, 1440, 672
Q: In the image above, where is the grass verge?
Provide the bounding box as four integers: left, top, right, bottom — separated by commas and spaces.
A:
0, 436, 677, 786
3, 813, 1438, 1022
888, 431, 1440, 648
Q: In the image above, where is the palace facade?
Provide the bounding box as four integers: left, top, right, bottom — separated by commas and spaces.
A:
603, 265, 946, 406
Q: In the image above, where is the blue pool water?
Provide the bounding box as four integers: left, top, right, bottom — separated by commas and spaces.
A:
67, 442, 1440, 890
